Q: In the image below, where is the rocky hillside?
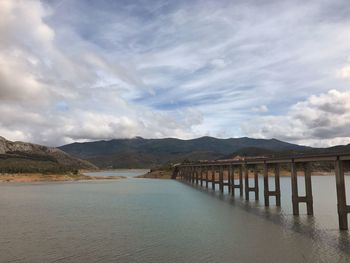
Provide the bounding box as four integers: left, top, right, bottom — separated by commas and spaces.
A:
0, 136, 97, 173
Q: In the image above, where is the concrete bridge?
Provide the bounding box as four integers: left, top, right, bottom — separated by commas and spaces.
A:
175, 152, 350, 230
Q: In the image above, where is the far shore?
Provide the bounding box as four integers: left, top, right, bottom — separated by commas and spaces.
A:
137, 169, 172, 179
0, 173, 126, 183
83, 168, 150, 174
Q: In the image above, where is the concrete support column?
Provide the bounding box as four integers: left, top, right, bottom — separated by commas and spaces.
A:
291, 161, 299, 215
335, 158, 349, 230
211, 166, 215, 190
219, 165, 224, 193
263, 162, 269, 206
232, 165, 243, 197
231, 166, 235, 196
291, 162, 313, 216
263, 163, 281, 206
200, 166, 203, 187
205, 167, 209, 188
192, 167, 194, 183
304, 163, 313, 215
254, 166, 259, 201
245, 164, 249, 200
193, 167, 196, 184
239, 165, 243, 196
275, 164, 281, 207
245, 164, 259, 201
228, 165, 232, 194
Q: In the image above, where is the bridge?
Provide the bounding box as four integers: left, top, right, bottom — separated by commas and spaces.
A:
174, 152, 350, 230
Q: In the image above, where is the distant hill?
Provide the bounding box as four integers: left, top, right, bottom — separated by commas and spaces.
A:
59, 136, 311, 169
222, 147, 278, 159
0, 136, 97, 173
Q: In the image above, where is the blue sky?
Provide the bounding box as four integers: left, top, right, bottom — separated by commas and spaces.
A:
0, 0, 350, 146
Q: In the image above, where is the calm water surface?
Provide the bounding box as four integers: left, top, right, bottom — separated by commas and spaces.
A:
85, 169, 149, 178
0, 171, 349, 263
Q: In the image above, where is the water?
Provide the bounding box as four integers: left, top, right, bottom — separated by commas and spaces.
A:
0, 173, 349, 263
84, 169, 149, 178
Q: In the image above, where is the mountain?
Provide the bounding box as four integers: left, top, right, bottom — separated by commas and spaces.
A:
0, 136, 97, 173
59, 136, 311, 169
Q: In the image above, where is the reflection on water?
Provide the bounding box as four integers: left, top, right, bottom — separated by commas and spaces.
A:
0, 173, 349, 263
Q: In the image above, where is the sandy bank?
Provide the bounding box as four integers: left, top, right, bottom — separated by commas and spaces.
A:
0, 173, 126, 183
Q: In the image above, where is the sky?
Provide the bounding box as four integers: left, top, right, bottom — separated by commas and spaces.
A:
0, 0, 350, 147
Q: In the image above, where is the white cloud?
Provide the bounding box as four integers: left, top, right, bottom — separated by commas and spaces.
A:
242, 90, 350, 147
251, 105, 268, 113
0, 0, 203, 146
337, 65, 350, 79
1, 0, 350, 147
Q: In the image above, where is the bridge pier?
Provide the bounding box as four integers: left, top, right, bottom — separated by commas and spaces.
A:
211, 166, 216, 190
190, 167, 194, 184
232, 165, 244, 196
335, 158, 349, 230
291, 162, 313, 216
228, 165, 232, 194
200, 166, 203, 186
219, 166, 224, 193
245, 164, 259, 201
224, 165, 231, 193
205, 167, 209, 188
263, 163, 281, 207
193, 167, 196, 184
191, 167, 196, 184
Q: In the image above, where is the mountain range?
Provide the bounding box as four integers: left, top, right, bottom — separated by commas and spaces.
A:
2, 135, 349, 171
58, 136, 328, 169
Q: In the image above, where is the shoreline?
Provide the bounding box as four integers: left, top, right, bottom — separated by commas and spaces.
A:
0, 173, 127, 183
137, 170, 172, 179
83, 168, 150, 174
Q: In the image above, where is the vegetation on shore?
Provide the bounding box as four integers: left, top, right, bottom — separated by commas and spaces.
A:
0, 153, 80, 174
0, 137, 99, 181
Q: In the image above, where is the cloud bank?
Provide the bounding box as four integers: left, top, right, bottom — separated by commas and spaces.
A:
242, 90, 350, 147
0, 0, 350, 147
